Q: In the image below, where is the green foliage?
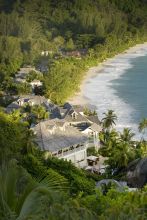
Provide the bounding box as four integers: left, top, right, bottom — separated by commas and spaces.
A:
120, 128, 135, 142
44, 156, 95, 195
99, 116, 139, 171
0, 0, 147, 100
65, 38, 75, 51
0, 111, 29, 161
136, 140, 147, 158
87, 147, 99, 157
26, 70, 43, 83
84, 107, 97, 116
80, 187, 147, 219
15, 82, 32, 95
31, 105, 49, 121
102, 110, 117, 130
0, 110, 147, 219
44, 58, 86, 103
20, 150, 96, 196
0, 1, 147, 218
138, 118, 147, 139
21, 104, 49, 124
1, 160, 93, 220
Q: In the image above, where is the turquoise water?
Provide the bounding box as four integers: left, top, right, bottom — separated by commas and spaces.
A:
111, 55, 147, 125
83, 47, 147, 139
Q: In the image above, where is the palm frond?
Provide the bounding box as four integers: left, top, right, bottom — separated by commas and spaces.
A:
34, 168, 68, 191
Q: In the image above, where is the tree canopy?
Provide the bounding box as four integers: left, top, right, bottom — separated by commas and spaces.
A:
0, 0, 147, 102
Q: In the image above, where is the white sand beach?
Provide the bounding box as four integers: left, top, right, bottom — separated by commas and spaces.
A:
68, 42, 147, 106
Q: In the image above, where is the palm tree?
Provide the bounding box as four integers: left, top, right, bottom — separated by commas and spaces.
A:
31, 105, 49, 121
139, 140, 147, 157
21, 129, 36, 155
0, 160, 67, 220
99, 129, 118, 146
99, 129, 119, 157
10, 109, 22, 122
0, 160, 94, 220
102, 110, 117, 131
107, 141, 134, 170
114, 142, 131, 168
138, 118, 147, 139
120, 128, 135, 143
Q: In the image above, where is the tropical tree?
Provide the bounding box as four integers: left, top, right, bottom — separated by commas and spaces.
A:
136, 140, 147, 158
105, 140, 135, 171
84, 107, 97, 116
81, 187, 147, 219
99, 129, 119, 148
0, 159, 78, 219
0, 111, 28, 162
99, 127, 136, 171
21, 129, 36, 155
31, 105, 49, 121
138, 118, 147, 139
0, 160, 94, 220
102, 110, 117, 131
120, 128, 135, 143
10, 109, 22, 122
16, 83, 32, 95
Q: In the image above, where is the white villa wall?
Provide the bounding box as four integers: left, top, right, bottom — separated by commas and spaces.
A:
82, 127, 92, 134
18, 100, 24, 106
30, 81, 43, 88
60, 148, 87, 168
82, 128, 101, 151
82, 128, 98, 137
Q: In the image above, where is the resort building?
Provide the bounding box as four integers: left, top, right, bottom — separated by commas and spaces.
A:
41, 51, 52, 56
82, 123, 101, 150
6, 95, 51, 113
6, 95, 102, 168
15, 66, 41, 82
14, 66, 43, 91
50, 103, 102, 150
32, 119, 89, 167
29, 79, 43, 89
29, 102, 102, 167
51, 103, 89, 124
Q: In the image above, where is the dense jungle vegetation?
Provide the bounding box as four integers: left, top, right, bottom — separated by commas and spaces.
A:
0, 0, 147, 102
0, 109, 147, 219
0, 0, 147, 219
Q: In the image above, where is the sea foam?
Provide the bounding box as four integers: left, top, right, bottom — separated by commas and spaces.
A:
84, 45, 147, 140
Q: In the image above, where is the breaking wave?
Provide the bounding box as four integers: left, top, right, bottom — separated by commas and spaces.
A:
84, 45, 147, 140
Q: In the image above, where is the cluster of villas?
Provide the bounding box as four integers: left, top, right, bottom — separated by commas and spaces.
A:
5, 63, 103, 170
14, 65, 43, 91
6, 94, 103, 170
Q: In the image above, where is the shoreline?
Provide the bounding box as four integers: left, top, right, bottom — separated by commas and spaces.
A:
68, 42, 147, 106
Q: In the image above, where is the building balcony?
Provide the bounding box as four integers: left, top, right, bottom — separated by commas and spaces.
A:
54, 145, 86, 158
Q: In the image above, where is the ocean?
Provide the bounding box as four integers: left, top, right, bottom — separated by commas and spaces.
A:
83, 45, 147, 139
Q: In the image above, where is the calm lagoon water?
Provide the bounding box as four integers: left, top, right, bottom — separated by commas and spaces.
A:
84, 47, 147, 139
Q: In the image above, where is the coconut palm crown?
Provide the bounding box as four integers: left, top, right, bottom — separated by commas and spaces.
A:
102, 110, 117, 130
